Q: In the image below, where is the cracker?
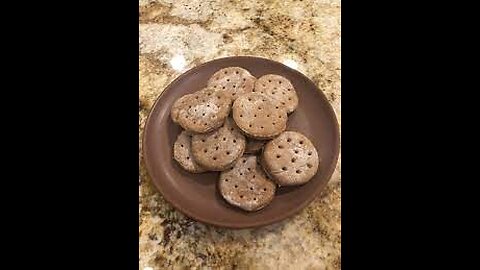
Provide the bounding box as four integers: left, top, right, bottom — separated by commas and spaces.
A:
232, 93, 287, 139
171, 88, 231, 133
219, 155, 276, 211
244, 138, 266, 154
262, 131, 319, 186
191, 117, 246, 171
173, 131, 206, 173
171, 94, 192, 123
207, 67, 256, 102
254, 74, 298, 113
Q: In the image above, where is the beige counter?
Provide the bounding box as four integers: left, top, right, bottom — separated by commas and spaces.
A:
139, 0, 341, 269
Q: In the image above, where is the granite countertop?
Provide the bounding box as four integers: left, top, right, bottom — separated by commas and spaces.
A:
139, 0, 341, 269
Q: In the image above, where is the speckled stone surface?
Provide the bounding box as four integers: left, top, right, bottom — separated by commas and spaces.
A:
139, 0, 341, 269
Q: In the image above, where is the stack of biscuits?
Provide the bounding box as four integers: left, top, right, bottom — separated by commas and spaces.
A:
171, 67, 319, 212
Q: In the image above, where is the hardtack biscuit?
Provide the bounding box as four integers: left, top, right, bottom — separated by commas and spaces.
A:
173, 131, 206, 173
219, 155, 276, 211
254, 74, 298, 113
232, 93, 287, 139
171, 88, 231, 133
207, 67, 256, 102
191, 117, 246, 171
262, 131, 319, 186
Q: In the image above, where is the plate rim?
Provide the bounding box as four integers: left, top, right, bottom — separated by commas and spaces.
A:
142, 56, 340, 229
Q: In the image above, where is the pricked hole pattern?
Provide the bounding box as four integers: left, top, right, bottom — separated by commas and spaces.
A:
226, 151, 230, 155
213, 157, 217, 160
282, 167, 287, 171
258, 107, 262, 110
215, 146, 219, 150
242, 159, 247, 163
235, 185, 238, 188
180, 144, 184, 148
261, 126, 264, 129
252, 174, 256, 178
235, 71, 239, 74
291, 158, 296, 163
204, 149, 207, 153
225, 178, 229, 182
308, 151, 312, 156
223, 137, 226, 141
295, 150, 299, 154
227, 79, 230, 82
287, 138, 291, 142
222, 86, 226, 89
250, 187, 254, 191
240, 114, 243, 117
254, 198, 257, 201
279, 81, 282, 84
186, 157, 190, 160
276, 155, 281, 158
307, 164, 313, 168
300, 141, 304, 144
296, 170, 301, 174
201, 139, 205, 142
278, 145, 284, 149
240, 195, 244, 198
254, 114, 257, 117
233, 139, 237, 143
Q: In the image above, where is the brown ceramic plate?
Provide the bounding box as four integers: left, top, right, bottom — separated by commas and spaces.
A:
143, 56, 339, 229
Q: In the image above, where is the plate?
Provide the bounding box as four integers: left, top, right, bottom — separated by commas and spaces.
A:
143, 56, 339, 229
